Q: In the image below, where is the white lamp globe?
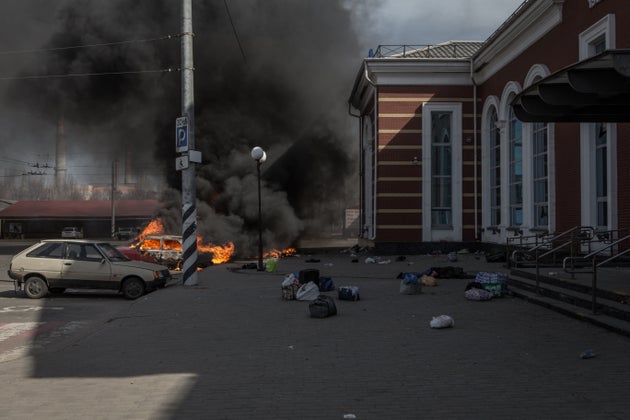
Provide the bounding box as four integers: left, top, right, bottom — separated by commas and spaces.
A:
251, 146, 265, 161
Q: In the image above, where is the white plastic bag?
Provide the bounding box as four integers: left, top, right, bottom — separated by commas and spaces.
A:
430, 315, 454, 329
296, 281, 320, 301
281, 273, 297, 287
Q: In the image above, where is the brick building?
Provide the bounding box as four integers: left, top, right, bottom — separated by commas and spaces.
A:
348, 0, 629, 252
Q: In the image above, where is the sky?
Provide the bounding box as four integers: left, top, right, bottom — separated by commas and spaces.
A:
352, 0, 525, 52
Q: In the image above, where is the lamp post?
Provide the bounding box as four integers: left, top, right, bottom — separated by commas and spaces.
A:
251, 146, 266, 271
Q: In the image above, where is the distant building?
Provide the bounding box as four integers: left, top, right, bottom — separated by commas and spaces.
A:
0, 200, 162, 239
348, 0, 629, 252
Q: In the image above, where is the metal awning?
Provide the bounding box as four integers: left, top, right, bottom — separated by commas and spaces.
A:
511, 49, 630, 122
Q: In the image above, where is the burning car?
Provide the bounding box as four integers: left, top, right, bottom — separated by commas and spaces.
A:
135, 235, 213, 269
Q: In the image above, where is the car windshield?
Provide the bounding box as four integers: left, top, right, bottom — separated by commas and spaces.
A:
97, 243, 130, 262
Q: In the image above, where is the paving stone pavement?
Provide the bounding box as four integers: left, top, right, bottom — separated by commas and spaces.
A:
1, 252, 630, 419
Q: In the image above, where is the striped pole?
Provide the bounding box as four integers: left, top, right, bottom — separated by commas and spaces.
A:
181, 0, 198, 286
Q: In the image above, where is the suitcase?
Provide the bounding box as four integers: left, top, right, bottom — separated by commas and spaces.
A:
309, 295, 337, 318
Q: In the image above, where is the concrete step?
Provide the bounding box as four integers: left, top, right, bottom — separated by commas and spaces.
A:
508, 272, 630, 337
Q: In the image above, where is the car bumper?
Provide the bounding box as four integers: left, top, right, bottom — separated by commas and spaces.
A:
8, 270, 22, 282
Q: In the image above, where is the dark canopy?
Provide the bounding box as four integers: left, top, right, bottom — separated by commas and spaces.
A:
511, 49, 630, 123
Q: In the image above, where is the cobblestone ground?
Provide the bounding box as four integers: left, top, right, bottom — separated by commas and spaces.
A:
1, 253, 629, 419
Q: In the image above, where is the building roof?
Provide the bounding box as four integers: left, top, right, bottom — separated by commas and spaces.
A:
372, 41, 485, 59
0, 200, 163, 219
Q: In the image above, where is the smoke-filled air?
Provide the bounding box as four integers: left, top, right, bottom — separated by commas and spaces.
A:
0, 0, 373, 257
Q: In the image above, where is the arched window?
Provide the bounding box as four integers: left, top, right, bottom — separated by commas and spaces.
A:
532, 120, 548, 228
488, 108, 501, 226
508, 106, 522, 226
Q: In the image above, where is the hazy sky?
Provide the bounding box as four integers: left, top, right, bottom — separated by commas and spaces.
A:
354, 0, 525, 52
0, 0, 528, 187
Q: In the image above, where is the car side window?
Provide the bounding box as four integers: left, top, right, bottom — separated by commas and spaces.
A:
164, 239, 182, 250
81, 244, 103, 262
26, 243, 64, 259
66, 243, 81, 260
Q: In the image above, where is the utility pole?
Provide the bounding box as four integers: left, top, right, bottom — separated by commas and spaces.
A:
181, 0, 198, 286
111, 159, 118, 237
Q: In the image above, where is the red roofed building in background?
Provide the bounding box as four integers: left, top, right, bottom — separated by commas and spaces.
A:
0, 200, 163, 239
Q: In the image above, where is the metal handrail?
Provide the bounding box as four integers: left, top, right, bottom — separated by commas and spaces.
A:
562, 233, 630, 314
507, 231, 553, 268
508, 226, 594, 269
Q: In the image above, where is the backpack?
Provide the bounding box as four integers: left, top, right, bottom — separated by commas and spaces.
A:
319, 277, 335, 292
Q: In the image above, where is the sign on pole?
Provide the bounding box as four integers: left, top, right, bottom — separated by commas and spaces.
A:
176, 116, 189, 153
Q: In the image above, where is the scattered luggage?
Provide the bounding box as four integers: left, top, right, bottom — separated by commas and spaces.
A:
338, 286, 360, 301
430, 315, 454, 329
309, 295, 337, 318
319, 277, 335, 292
296, 281, 320, 301
475, 272, 509, 297
299, 268, 319, 286
464, 287, 493, 301
421, 274, 437, 287
282, 284, 299, 300
400, 273, 421, 295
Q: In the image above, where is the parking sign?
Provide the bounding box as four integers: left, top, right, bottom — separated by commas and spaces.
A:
176, 117, 189, 152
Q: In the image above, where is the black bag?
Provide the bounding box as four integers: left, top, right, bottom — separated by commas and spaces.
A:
299, 269, 320, 285
338, 286, 360, 301
309, 295, 337, 318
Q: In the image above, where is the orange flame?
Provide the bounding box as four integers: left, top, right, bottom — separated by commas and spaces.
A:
198, 239, 235, 264
264, 247, 297, 259
137, 219, 166, 242
134, 218, 236, 265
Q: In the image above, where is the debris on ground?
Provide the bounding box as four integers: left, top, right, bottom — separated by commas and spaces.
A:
430, 315, 454, 329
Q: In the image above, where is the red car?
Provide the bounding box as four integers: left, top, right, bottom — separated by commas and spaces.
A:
116, 247, 159, 264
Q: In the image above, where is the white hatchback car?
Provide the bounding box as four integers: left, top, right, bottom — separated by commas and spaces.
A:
8, 240, 172, 299
61, 227, 83, 239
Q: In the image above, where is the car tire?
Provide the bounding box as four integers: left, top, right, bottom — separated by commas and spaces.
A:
24, 276, 48, 299
121, 277, 145, 300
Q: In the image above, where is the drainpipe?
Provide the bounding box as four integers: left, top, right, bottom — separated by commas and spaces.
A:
349, 61, 378, 241
348, 96, 362, 240
471, 58, 479, 240
366, 62, 377, 241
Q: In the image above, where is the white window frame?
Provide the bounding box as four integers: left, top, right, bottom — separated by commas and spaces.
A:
481, 96, 502, 242
523, 64, 554, 235
422, 102, 462, 241
499, 81, 522, 236
579, 14, 617, 233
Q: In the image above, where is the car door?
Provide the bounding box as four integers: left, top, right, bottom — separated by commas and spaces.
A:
60, 243, 115, 290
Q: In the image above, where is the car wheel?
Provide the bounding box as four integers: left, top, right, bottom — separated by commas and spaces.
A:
121, 277, 145, 300
24, 276, 48, 299
49, 288, 66, 294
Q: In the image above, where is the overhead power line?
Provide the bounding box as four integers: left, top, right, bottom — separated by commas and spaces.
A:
0, 34, 180, 56
0, 33, 182, 81
0, 68, 178, 81
223, 0, 247, 64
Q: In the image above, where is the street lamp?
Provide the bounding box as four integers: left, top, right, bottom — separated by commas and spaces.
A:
251, 146, 266, 271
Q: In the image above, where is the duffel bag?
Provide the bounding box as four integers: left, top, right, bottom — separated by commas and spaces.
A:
309, 295, 337, 318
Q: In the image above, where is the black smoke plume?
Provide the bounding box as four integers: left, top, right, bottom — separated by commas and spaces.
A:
1, 0, 364, 256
